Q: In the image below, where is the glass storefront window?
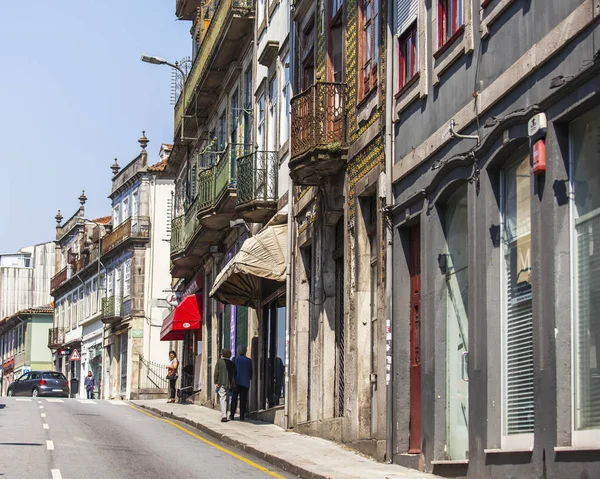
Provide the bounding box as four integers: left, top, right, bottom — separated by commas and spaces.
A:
445, 185, 469, 459
501, 149, 534, 445
571, 105, 600, 437
262, 297, 286, 409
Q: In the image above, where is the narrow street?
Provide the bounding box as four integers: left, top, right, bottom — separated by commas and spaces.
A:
0, 397, 293, 479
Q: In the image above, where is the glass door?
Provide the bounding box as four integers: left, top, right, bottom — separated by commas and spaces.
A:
445, 185, 469, 459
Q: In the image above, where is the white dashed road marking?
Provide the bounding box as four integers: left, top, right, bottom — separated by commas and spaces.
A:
43, 423, 49, 430
39, 406, 44, 409
15, 398, 31, 402
77, 399, 97, 404
37, 401, 42, 404
41, 413, 46, 418
46, 440, 54, 450
107, 400, 128, 405
46, 399, 64, 403
51, 469, 62, 479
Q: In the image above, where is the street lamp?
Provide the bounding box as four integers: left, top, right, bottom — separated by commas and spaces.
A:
141, 55, 192, 143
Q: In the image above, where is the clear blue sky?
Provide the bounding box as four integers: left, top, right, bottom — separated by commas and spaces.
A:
0, 1, 189, 253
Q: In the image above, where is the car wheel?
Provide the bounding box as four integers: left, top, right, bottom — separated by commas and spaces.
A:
7, 389, 13, 397
32, 388, 39, 398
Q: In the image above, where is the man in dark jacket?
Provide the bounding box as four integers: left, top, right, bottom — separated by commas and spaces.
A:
84, 371, 95, 399
230, 345, 253, 421
214, 348, 233, 422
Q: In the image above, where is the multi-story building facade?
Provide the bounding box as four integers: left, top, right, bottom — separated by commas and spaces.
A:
166, 0, 258, 408
388, 0, 600, 477
50, 136, 175, 400
49, 193, 111, 399
1, 305, 54, 396
0, 243, 55, 320
278, 0, 390, 460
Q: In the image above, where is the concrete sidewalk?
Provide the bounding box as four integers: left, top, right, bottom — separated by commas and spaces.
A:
132, 399, 440, 479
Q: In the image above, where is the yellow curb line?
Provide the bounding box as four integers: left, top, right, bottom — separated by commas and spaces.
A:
129, 404, 286, 479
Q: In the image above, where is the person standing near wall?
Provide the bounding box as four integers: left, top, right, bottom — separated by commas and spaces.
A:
230, 345, 252, 421
84, 371, 96, 399
214, 348, 233, 422
166, 350, 179, 403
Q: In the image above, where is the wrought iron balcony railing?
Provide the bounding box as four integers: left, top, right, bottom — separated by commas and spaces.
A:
290, 82, 347, 159
101, 216, 150, 255
174, 0, 254, 134
50, 267, 68, 292
237, 150, 278, 206
48, 327, 64, 349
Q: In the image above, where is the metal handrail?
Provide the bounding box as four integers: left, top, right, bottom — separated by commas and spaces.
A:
237, 150, 279, 205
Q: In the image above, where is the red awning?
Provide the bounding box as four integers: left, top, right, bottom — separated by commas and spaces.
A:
160, 293, 203, 341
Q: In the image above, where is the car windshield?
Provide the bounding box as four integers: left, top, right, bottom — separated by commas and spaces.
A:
42, 372, 67, 380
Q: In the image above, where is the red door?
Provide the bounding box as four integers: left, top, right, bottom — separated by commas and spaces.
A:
409, 225, 421, 453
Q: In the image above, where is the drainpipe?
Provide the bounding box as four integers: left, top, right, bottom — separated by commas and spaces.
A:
283, 1, 296, 431
384, 0, 395, 463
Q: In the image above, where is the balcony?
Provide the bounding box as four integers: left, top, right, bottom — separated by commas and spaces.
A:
170, 201, 220, 278
48, 327, 64, 349
174, 0, 254, 140
176, 0, 202, 20
198, 143, 251, 229
101, 297, 123, 324
50, 267, 68, 292
290, 82, 348, 185
236, 150, 279, 223
101, 216, 150, 256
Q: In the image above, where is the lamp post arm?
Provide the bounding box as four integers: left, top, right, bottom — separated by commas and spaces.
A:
164, 61, 188, 143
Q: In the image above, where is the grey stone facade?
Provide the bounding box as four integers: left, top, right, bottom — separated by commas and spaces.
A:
389, 0, 600, 477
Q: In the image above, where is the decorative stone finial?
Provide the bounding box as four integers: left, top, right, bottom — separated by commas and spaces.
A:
138, 130, 149, 150
111, 158, 121, 176
78, 190, 87, 205
55, 210, 63, 225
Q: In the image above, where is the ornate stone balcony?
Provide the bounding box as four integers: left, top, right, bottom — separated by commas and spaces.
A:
290, 82, 348, 185
236, 150, 279, 223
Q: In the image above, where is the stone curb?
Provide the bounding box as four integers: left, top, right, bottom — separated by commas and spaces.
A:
138, 404, 329, 479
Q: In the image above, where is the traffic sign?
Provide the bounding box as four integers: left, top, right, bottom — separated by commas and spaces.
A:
69, 349, 81, 361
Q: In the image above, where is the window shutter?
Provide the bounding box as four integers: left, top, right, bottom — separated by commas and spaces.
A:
505, 269, 534, 434
397, 0, 418, 36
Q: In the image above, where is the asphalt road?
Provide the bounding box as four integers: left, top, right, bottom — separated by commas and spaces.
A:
0, 397, 295, 479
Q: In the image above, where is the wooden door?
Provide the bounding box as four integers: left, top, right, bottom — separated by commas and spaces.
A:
409, 225, 422, 453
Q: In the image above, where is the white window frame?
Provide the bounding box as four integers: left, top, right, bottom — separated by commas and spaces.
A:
280, 53, 290, 147
113, 205, 121, 227
257, 93, 266, 151
268, 76, 278, 151
122, 196, 130, 221
569, 109, 600, 447
123, 261, 132, 298
92, 278, 98, 314
499, 160, 534, 451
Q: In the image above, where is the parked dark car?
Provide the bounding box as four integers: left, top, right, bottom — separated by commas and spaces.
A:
6, 371, 70, 398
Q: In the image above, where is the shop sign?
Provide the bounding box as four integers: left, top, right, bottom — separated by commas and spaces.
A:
131, 328, 144, 338
166, 292, 182, 306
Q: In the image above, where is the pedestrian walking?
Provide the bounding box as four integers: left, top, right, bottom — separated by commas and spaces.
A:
214, 348, 234, 422
230, 345, 252, 421
166, 350, 179, 403
84, 371, 96, 400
